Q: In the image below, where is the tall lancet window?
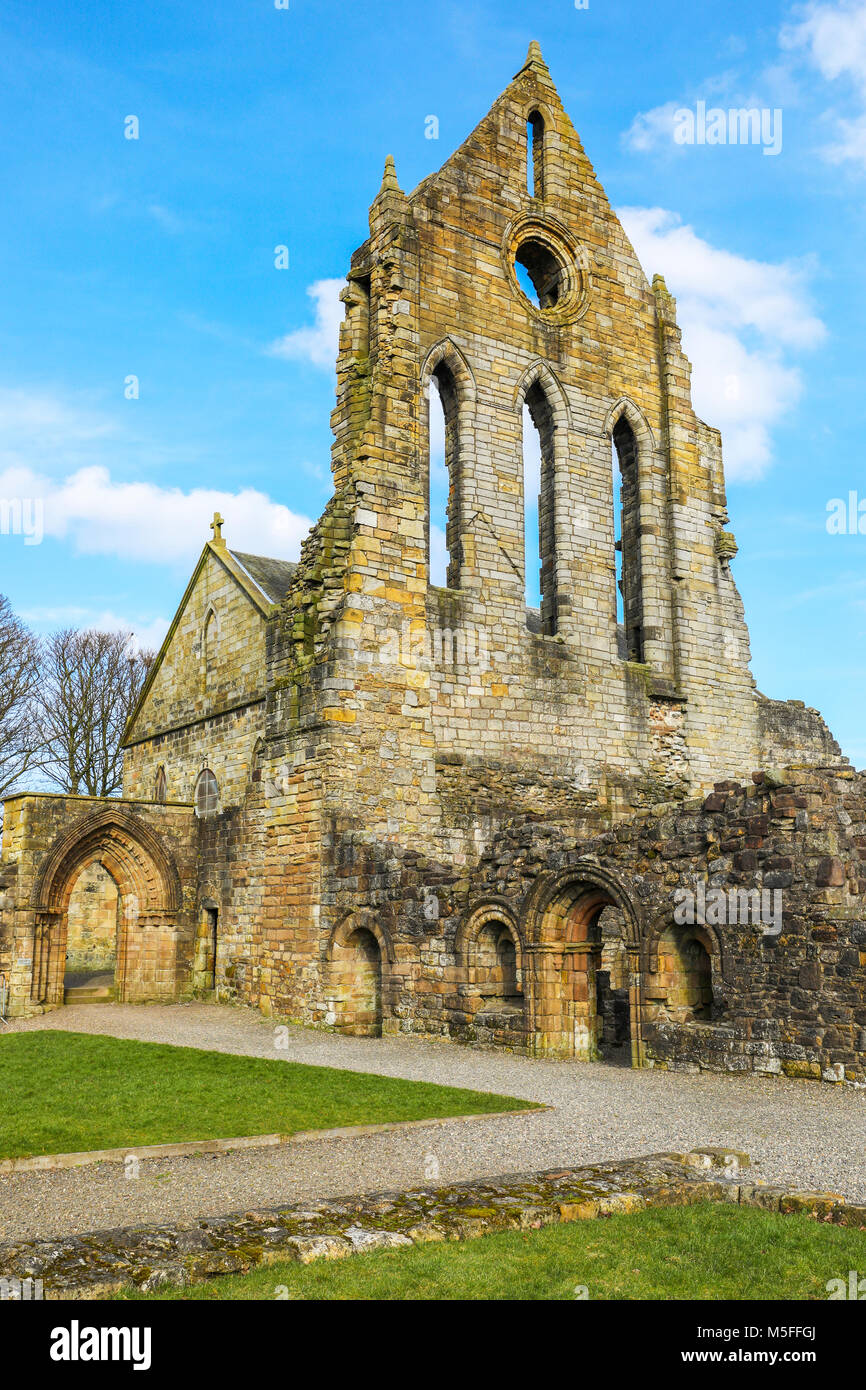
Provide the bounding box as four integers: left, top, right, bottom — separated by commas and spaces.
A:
523, 380, 557, 635
612, 417, 644, 663
203, 609, 218, 687
526, 111, 545, 199
428, 363, 461, 588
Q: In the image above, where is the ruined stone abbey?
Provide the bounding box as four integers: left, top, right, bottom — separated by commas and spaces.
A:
2, 44, 864, 1084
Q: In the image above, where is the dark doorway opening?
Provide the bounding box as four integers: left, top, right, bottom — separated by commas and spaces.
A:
194, 906, 218, 993
594, 906, 632, 1065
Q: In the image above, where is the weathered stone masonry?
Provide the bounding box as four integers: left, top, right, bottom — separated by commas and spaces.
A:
1, 44, 861, 1084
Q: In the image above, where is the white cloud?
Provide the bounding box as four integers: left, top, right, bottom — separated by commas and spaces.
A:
268, 278, 345, 369
620, 208, 825, 349
112, 613, 170, 652
782, 0, 866, 166
621, 102, 683, 153
823, 110, 866, 162
0, 464, 313, 566
618, 207, 826, 479
783, 0, 866, 89
625, 2, 866, 170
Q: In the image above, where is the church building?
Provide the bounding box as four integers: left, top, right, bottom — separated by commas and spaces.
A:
2, 44, 863, 1086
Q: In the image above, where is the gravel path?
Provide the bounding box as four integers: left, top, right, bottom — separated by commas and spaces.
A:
2, 1002, 864, 1242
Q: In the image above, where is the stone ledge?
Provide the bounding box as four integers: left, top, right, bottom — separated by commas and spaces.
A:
0, 1149, 854, 1299
3, 1146, 847, 1300
0, 1107, 549, 1176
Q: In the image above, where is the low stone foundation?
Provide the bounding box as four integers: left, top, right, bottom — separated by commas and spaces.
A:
1, 1147, 860, 1299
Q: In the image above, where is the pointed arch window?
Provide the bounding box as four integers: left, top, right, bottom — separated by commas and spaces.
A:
203, 609, 218, 687
527, 111, 545, 199
154, 766, 167, 803
523, 379, 557, 635
612, 416, 644, 663
428, 361, 461, 589
195, 769, 219, 818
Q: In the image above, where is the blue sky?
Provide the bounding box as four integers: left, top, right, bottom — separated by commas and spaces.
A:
1, 0, 865, 761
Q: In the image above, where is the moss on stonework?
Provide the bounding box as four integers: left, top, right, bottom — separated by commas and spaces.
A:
282, 490, 354, 683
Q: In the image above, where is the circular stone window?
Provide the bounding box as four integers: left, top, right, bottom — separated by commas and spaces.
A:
503, 214, 589, 324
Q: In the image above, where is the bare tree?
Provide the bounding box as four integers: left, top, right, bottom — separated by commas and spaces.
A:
36, 629, 154, 798
0, 594, 42, 803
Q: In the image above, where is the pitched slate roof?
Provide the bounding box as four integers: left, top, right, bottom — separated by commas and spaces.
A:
229, 550, 297, 605
122, 538, 297, 747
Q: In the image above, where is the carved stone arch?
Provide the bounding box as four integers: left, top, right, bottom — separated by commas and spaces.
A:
520, 860, 645, 1066
521, 96, 556, 130
202, 603, 220, 656
420, 336, 477, 404
513, 359, 570, 429
602, 395, 657, 454
458, 895, 517, 961
32, 808, 181, 917
420, 338, 477, 590
455, 898, 523, 969
521, 100, 555, 201
325, 910, 395, 965
28, 807, 183, 1008
514, 361, 571, 636
521, 859, 641, 948
455, 899, 526, 1033
645, 911, 727, 981
202, 604, 220, 688
325, 911, 392, 1037
644, 913, 723, 1026
194, 768, 220, 818
604, 396, 657, 666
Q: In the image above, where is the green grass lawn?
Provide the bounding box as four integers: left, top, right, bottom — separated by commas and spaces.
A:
118, 1203, 866, 1301
0, 1030, 533, 1159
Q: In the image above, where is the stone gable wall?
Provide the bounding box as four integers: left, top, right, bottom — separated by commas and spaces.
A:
293, 46, 842, 858
123, 547, 268, 810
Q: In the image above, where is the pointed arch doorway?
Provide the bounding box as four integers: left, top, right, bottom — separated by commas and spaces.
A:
29, 809, 183, 1008
525, 866, 645, 1066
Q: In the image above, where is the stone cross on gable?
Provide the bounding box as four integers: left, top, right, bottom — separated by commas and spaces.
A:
210, 511, 225, 542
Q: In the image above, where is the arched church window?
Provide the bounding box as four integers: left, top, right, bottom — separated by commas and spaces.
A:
527, 111, 545, 199
154, 766, 167, 803
428, 361, 461, 589
195, 769, 219, 818
523, 379, 557, 635
203, 609, 218, 687
612, 416, 644, 662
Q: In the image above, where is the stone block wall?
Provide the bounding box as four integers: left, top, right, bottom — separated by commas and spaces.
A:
64, 861, 118, 977
280, 40, 843, 882
237, 764, 863, 1084
123, 545, 268, 811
